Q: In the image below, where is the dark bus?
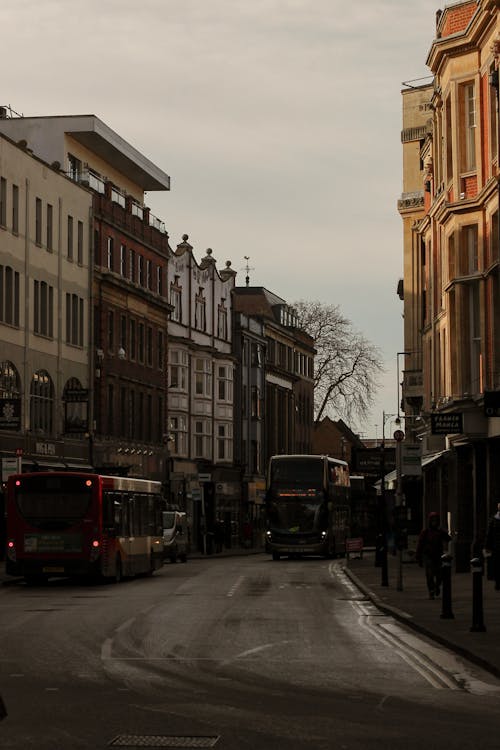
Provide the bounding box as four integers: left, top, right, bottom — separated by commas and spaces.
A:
265, 454, 350, 560
5, 472, 164, 584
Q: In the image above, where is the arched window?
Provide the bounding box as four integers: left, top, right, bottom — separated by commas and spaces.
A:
30, 370, 54, 434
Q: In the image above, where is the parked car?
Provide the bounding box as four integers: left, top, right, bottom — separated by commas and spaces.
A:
162, 511, 190, 563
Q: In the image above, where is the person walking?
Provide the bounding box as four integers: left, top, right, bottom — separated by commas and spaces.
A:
485, 502, 500, 590
416, 512, 451, 599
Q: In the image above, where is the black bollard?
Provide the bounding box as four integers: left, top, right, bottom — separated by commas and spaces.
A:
470, 556, 486, 632
440, 552, 454, 619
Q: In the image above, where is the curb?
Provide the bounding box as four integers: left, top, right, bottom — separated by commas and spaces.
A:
342, 563, 500, 681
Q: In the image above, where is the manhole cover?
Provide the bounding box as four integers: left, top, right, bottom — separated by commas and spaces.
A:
108, 736, 220, 748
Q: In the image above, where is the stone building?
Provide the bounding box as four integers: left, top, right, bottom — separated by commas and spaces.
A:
399, 1, 500, 570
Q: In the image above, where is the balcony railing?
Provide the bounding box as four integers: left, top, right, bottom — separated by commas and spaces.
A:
149, 212, 165, 233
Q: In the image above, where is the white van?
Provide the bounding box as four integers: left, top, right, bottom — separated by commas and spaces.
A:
162, 511, 190, 563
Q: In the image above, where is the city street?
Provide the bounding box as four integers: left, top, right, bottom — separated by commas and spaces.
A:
1, 554, 500, 749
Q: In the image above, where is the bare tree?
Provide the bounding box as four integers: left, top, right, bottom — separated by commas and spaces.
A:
294, 300, 384, 426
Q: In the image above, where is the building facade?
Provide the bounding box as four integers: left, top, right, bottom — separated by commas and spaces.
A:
399, 1, 500, 570
0, 130, 93, 473
166, 236, 238, 550
0, 112, 173, 481
233, 287, 315, 466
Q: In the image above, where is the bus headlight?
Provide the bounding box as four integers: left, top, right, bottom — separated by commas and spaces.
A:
266, 530, 272, 539
321, 531, 327, 539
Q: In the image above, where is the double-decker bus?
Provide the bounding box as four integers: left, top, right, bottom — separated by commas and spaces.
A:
5, 472, 164, 584
265, 454, 350, 560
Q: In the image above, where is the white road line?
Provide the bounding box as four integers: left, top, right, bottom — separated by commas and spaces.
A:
227, 575, 245, 597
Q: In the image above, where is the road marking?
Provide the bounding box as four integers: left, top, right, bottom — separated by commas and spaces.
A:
227, 575, 245, 597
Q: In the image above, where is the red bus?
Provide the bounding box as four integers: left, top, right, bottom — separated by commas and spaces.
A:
5, 472, 164, 584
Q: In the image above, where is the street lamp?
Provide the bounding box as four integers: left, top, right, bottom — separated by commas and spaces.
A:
378, 411, 400, 587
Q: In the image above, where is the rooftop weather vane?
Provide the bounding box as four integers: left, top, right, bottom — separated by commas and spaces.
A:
243, 256, 254, 287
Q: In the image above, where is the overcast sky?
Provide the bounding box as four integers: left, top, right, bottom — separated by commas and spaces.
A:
2, 0, 441, 439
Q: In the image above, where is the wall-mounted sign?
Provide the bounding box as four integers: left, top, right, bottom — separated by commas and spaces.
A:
0, 398, 21, 430
431, 413, 463, 435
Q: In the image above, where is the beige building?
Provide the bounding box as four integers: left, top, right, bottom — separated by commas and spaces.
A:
0, 129, 93, 469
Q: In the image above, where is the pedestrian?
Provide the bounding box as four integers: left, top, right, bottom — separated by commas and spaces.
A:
485, 502, 500, 590
416, 512, 451, 599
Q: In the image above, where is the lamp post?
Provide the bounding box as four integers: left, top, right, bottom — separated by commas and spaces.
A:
378, 411, 398, 586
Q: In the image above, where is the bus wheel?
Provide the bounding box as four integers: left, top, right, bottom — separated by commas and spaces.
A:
147, 551, 155, 576
114, 556, 122, 583
272, 551, 280, 561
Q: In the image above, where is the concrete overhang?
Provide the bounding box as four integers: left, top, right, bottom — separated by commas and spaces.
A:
67, 115, 170, 191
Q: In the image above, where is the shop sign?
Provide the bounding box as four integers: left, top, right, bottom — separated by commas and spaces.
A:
431, 413, 463, 435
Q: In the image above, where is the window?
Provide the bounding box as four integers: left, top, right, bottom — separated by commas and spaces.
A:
138, 322, 145, 363
12, 184, 18, 234
120, 314, 127, 352
170, 414, 188, 455
67, 215, 73, 260
33, 280, 54, 337
107, 384, 114, 436
65, 293, 84, 346
157, 265, 163, 295
169, 349, 188, 390
0, 265, 20, 326
251, 386, 262, 419
77, 221, 83, 265
194, 357, 211, 397
0, 360, 20, 399
195, 288, 206, 331
445, 95, 453, 182
68, 154, 82, 181
216, 422, 233, 461
217, 301, 228, 339
194, 418, 211, 458
138, 255, 145, 286
120, 244, 126, 276
35, 197, 42, 244
217, 365, 233, 402
158, 331, 165, 370
460, 82, 476, 172
170, 279, 182, 322
129, 319, 136, 360
490, 64, 498, 163
0, 177, 6, 226
146, 326, 153, 367
146, 260, 152, 290
46, 204, 53, 250
30, 369, 53, 434
107, 237, 114, 271
129, 248, 136, 282
107, 310, 114, 351
459, 225, 478, 275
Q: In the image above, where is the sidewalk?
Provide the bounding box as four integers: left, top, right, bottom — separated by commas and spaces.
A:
344, 550, 500, 679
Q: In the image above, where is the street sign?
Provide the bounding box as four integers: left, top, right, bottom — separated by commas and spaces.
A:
393, 429, 405, 442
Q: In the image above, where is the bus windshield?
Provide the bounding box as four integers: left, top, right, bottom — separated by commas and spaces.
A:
268, 498, 328, 534
270, 457, 325, 488
13, 475, 93, 530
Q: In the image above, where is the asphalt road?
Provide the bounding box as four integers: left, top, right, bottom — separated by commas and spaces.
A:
1, 555, 500, 749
